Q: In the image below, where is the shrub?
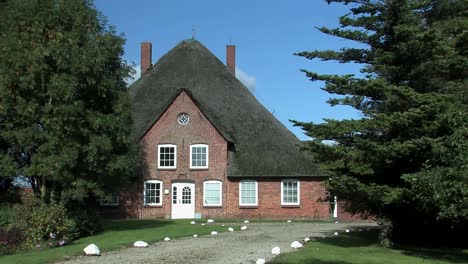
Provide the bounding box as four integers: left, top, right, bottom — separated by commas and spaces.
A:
12, 196, 78, 246
0, 205, 14, 229
0, 227, 24, 255
66, 201, 102, 237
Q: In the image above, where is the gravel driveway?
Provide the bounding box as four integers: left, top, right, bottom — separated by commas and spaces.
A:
60, 221, 377, 264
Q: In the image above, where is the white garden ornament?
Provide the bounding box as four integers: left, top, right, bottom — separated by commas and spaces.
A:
201, 223, 205, 226
241, 225, 248, 230
133, 241, 148, 248
207, 219, 214, 223
244, 220, 249, 224
346, 229, 350, 233
190, 221, 196, 224
334, 232, 339, 236
287, 220, 292, 223
271, 246, 281, 255
228, 227, 234, 232
164, 237, 171, 241
193, 234, 198, 238
211, 231, 218, 235
83, 244, 100, 255
290, 241, 303, 249
304, 237, 310, 242
256, 258, 266, 264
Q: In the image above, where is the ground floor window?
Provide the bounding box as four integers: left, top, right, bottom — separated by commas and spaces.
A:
203, 180, 222, 206
144, 180, 162, 206
281, 179, 300, 205
99, 193, 119, 206
239, 180, 258, 206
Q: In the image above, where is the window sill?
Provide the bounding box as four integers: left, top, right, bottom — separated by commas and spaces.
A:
239, 206, 258, 209
203, 205, 223, 208
157, 168, 177, 171
144, 204, 162, 208
190, 168, 209, 171
281, 204, 300, 208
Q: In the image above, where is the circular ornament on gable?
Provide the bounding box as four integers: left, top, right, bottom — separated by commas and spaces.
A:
177, 113, 190, 125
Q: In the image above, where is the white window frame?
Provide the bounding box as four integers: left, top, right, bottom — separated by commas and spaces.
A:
190, 144, 209, 169
158, 144, 177, 169
281, 179, 300, 206
203, 180, 222, 207
239, 180, 258, 206
144, 180, 163, 206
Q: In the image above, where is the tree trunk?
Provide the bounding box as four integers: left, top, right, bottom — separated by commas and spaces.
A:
41, 180, 52, 204
378, 218, 394, 248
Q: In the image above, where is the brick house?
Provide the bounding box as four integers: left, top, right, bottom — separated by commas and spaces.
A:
102, 39, 342, 220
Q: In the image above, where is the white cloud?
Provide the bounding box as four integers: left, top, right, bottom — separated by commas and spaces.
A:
235, 67, 256, 93
125, 64, 141, 87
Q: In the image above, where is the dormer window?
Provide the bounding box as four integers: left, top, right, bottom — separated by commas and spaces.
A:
177, 113, 190, 125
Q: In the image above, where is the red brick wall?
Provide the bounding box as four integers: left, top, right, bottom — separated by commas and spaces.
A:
101, 90, 332, 220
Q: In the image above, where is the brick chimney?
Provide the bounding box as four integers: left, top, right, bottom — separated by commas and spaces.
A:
226, 44, 235, 75
141, 42, 152, 76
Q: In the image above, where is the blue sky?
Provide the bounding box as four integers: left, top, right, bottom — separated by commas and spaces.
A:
94, 0, 364, 140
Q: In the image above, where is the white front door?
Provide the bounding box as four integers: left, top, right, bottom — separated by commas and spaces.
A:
171, 183, 195, 219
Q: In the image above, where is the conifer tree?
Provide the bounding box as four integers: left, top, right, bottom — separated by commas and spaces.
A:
0, 0, 136, 205
294, 0, 467, 246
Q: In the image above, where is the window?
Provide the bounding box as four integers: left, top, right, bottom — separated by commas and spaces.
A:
177, 113, 190, 125
158, 144, 176, 169
190, 144, 208, 169
100, 193, 119, 206
144, 180, 162, 206
239, 180, 258, 206
281, 179, 300, 206
203, 181, 222, 206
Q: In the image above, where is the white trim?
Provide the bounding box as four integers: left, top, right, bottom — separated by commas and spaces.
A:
203, 180, 222, 207
158, 144, 177, 169
144, 180, 163, 206
239, 180, 258, 206
190, 144, 209, 169
281, 179, 300, 206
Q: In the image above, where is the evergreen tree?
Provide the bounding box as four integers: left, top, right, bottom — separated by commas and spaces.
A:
0, 0, 136, 206
294, 0, 467, 246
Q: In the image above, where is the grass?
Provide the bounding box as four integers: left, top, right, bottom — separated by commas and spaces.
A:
0, 219, 234, 264
269, 229, 468, 264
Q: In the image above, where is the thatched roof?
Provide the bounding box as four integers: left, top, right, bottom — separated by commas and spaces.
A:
129, 39, 323, 177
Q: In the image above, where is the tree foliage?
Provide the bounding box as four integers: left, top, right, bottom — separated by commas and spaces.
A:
0, 0, 136, 205
294, 0, 467, 246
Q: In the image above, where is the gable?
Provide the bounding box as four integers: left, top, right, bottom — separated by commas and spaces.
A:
129, 39, 323, 177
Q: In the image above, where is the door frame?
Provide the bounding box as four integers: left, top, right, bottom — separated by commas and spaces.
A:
171, 182, 195, 219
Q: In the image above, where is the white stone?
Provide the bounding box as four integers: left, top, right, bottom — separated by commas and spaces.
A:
228, 227, 234, 232
304, 237, 310, 242
244, 220, 249, 224
290, 241, 303, 249
334, 232, 338, 236
211, 231, 218, 235
256, 258, 266, 264
287, 220, 292, 223
241, 225, 248, 230
222, 224, 225, 227
190, 221, 196, 224
83, 244, 100, 255
207, 219, 214, 223
201, 223, 205, 226
133, 241, 148, 248
164, 237, 171, 241
271, 246, 281, 255
193, 234, 198, 238
346, 229, 350, 233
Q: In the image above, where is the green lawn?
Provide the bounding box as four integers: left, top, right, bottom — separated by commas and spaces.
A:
0, 219, 234, 264
269, 229, 468, 264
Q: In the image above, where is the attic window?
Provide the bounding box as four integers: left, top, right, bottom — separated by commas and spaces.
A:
177, 113, 190, 125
